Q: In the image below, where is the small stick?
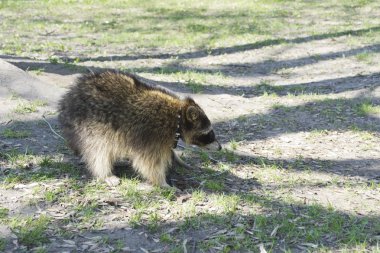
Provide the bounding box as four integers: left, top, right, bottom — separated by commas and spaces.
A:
42, 115, 65, 141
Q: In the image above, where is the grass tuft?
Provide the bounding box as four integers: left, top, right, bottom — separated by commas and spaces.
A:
14, 100, 47, 114
1, 128, 31, 138
10, 216, 50, 248
356, 101, 380, 116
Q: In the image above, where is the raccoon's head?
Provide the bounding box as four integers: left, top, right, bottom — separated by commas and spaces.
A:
180, 98, 222, 151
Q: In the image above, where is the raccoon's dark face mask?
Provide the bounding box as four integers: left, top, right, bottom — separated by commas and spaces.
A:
193, 129, 222, 151
182, 101, 222, 151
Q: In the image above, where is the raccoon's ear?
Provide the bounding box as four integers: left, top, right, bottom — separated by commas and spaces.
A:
184, 97, 196, 105
186, 106, 199, 121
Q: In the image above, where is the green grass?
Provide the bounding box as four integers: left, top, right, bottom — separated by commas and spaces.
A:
33, 247, 48, 253
1, 0, 379, 59
308, 129, 329, 138
256, 97, 380, 133
215, 148, 236, 163
44, 190, 58, 203
356, 101, 380, 116
204, 180, 225, 191
160, 233, 174, 243
353, 129, 376, 141
13, 100, 47, 114
0, 148, 34, 169
255, 80, 331, 97
229, 139, 238, 150
129, 211, 143, 228
74, 201, 100, 224
0, 151, 81, 187
147, 212, 161, 232
180, 197, 378, 251
0, 208, 9, 219
39, 156, 54, 167
211, 194, 240, 214
355, 51, 375, 63
9, 215, 50, 248
1, 128, 31, 138
0, 1, 280, 56
0, 238, 5, 252
185, 79, 204, 93
28, 67, 45, 75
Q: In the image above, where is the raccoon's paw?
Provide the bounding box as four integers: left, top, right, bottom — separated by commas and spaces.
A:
105, 176, 121, 187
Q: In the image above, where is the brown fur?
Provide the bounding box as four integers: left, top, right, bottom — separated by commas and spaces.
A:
58, 71, 220, 187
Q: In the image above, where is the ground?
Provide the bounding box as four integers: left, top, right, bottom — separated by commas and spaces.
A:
0, 1, 379, 252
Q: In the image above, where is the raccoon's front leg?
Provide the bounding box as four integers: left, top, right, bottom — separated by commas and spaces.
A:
132, 154, 172, 188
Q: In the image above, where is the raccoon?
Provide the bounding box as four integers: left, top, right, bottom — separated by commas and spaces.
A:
58, 71, 221, 187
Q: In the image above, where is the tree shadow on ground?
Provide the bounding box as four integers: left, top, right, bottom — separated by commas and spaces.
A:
0, 56, 89, 76
60, 26, 380, 61
1, 61, 379, 104
213, 93, 380, 138
137, 71, 380, 97
126, 43, 380, 77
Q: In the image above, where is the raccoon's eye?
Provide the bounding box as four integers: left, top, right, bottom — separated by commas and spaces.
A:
197, 130, 215, 145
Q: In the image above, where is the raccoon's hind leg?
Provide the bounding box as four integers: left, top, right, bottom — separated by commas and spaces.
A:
80, 133, 120, 186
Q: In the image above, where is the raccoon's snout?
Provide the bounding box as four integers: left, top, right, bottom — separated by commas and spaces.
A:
194, 130, 222, 151
204, 140, 222, 151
